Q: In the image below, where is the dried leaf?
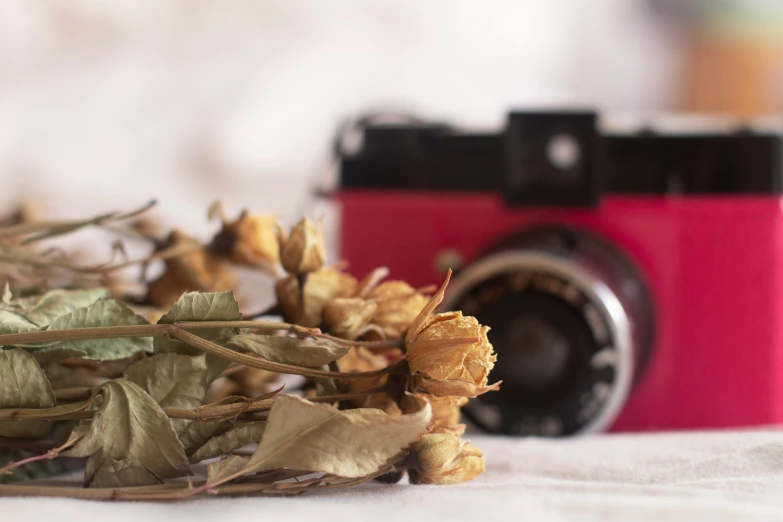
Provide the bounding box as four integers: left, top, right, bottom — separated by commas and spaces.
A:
124, 354, 208, 435
154, 292, 242, 381
30, 347, 90, 367
8, 288, 109, 329
0, 310, 43, 337
43, 298, 153, 360
179, 421, 229, 456
190, 422, 266, 463
226, 334, 349, 368
206, 455, 250, 484
0, 348, 56, 437
65, 380, 190, 486
89, 458, 161, 488
242, 394, 431, 478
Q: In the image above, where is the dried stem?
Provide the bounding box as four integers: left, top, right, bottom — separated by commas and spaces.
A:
0, 391, 378, 423
0, 200, 156, 241
0, 432, 81, 476
0, 320, 315, 347
167, 327, 404, 380
0, 471, 395, 501
53, 387, 93, 401
316, 333, 405, 350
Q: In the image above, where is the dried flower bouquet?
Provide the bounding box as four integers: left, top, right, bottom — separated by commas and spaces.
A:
0, 202, 498, 500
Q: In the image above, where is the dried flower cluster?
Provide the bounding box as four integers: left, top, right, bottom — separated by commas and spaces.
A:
0, 203, 498, 500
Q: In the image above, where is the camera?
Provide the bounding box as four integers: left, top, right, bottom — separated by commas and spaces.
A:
335, 110, 783, 436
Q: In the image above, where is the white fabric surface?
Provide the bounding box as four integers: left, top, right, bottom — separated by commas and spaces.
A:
5, 429, 783, 522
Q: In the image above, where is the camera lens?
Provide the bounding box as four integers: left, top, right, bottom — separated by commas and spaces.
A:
442, 227, 653, 436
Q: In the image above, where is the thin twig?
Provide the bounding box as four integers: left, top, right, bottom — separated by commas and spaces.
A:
0, 391, 379, 423
168, 327, 405, 380
0, 320, 315, 347
53, 387, 93, 401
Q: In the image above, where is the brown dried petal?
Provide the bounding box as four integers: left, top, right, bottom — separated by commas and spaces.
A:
146, 230, 235, 309
279, 216, 326, 275
323, 297, 378, 340
368, 281, 430, 340
275, 267, 357, 327
426, 394, 468, 429
406, 270, 451, 344
337, 346, 390, 396
412, 375, 501, 398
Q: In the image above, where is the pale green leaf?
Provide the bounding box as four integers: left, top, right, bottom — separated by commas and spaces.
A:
243, 395, 431, 478
0, 309, 40, 337
0, 287, 109, 342
227, 334, 349, 368
65, 380, 190, 485
206, 455, 250, 484
31, 347, 90, 367
190, 422, 265, 463
154, 292, 242, 381
179, 421, 229, 456
11, 288, 109, 328
44, 298, 153, 360
0, 348, 56, 437
124, 354, 208, 435
89, 457, 162, 488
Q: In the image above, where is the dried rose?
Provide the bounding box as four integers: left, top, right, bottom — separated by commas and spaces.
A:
146, 230, 235, 308
409, 431, 485, 485
323, 297, 378, 340
209, 212, 281, 271
279, 216, 326, 275
366, 281, 430, 340
275, 267, 357, 327
405, 271, 498, 396
406, 311, 495, 386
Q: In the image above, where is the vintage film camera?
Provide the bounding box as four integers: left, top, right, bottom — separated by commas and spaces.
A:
335, 111, 783, 436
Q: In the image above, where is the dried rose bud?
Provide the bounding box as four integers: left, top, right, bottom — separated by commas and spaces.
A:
146, 230, 235, 308
409, 432, 485, 485
404, 271, 497, 395
275, 267, 357, 327
323, 297, 378, 340
210, 212, 281, 270
406, 311, 496, 387
367, 281, 430, 339
279, 216, 326, 275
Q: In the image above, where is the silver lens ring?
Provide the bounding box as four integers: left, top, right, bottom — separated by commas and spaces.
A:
441, 230, 650, 436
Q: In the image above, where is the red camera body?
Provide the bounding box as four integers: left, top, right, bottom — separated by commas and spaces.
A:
336, 112, 783, 435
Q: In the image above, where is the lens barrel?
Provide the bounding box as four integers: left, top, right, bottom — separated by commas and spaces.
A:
442, 227, 653, 436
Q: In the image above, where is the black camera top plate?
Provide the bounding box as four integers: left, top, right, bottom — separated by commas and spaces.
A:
338, 111, 783, 207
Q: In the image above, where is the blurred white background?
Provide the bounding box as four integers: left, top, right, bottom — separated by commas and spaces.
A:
0, 0, 682, 232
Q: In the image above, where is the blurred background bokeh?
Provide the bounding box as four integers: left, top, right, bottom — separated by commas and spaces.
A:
1, 0, 782, 235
